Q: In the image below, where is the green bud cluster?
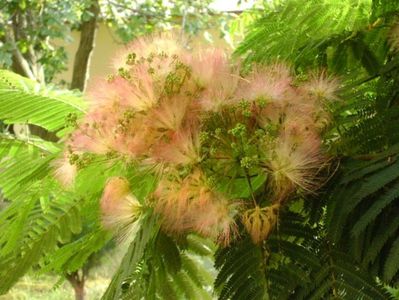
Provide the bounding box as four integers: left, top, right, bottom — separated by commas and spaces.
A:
229, 123, 246, 137
65, 112, 78, 128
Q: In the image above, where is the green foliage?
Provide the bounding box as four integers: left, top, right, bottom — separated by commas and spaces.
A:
215, 237, 268, 300
102, 213, 160, 300
0, 70, 86, 134
236, 0, 376, 69
326, 147, 399, 283
0, 70, 101, 295
0, 0, 86, 81
103, 0, 217, 43
228, 0, 399, 298
103, 218, 214, 300
0, 190, 82, 294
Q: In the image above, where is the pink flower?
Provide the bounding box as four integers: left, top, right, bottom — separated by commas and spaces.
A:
192, 199, 240, 246
149, 94, 192, 132
151, 128, 201, 166
69, 107, 121, 154
153, 170, 210, 232
52, 153, 77, 187
189, 47, 239, 111
100, 177, 143, 240
62, 34, 336, 245
237, 63, 294, 103
127, 64, 160, 111
301, 70, 339, 101
265, 133, 324, 202
153, 169, 238, 244
86, 77, 133, 109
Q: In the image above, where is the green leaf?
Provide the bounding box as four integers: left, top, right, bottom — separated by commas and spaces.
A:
102, 213, 159, 300
0, 70, 87, 134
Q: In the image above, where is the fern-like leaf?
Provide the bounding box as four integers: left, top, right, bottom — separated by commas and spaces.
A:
0, 70, 86, 134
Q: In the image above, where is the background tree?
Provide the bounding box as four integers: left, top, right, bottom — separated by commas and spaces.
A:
0, 0, 227, 89
0, 0, 82, 83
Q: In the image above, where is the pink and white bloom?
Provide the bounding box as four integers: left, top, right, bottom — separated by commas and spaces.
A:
100, 177, 143, 240
52, 153, 77, 187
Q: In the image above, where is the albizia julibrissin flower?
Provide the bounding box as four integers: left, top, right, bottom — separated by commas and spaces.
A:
59, 34, 339, 245
100, 177, 143, 240
52, 154, 77, 187
242, 204, 280, 244
153, 169, 240, 244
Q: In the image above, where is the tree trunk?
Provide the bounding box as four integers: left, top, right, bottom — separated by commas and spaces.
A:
67, 271, 86, 300
71, 0, 100, 92
73, 283, 85, 300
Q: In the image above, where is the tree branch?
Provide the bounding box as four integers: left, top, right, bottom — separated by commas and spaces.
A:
4, 28, 36, 81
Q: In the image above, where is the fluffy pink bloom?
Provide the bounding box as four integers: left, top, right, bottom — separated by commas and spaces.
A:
280, 113, 320, 144
100, 177, 143, 240
113, 125, 154, 158
86, 77, 134, 109
69, 130, 109, 154
127, 64, 160, 111
52, 153, 77, 187
301, 71, 339, 101
266, 133, 324, 202
189, 48, 239, 111
237, 63, 293, 103
192, 200, 240, 246
61, 34, 336, 245
256, 102, 286, 127
149, 95, 191, 132
153, 169, 237, 243
154, 170, 210, 232
69, 107, 121, 154
151, 128, 201, 166
112, 33, 185, 72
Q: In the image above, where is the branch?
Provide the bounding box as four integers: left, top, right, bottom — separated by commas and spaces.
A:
106, 0, 165, 19
4, 28, 36, 81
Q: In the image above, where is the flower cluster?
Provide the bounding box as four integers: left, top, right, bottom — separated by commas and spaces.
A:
57, 34, 338, 244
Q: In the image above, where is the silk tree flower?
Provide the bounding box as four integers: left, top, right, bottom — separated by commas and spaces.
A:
266, 133, 324, 202
149, 94, 193, 132
242, 204, 280, 244
112, 33, 184, 73
237, 63, 294, 103
100, 177, 143, 240
301, 71, 340, 102
52, 153, 77, 187
68, 106, 121, 155
151, 128, 202, 166
189, 47, 239, 112
153, 169, 215, 233
192, 199, 240, 246
59, 34, 336, 245
86, 77, 135, 109
153, 169, 238, 243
